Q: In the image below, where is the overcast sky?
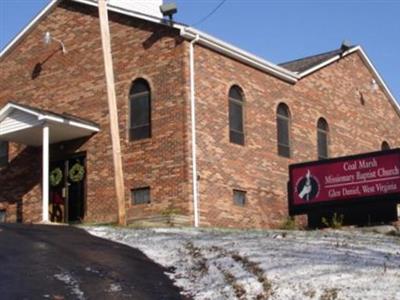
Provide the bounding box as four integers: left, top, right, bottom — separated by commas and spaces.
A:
1, 0, 399, 102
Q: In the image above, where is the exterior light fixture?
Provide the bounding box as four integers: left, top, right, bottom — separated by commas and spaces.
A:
371, 79, 379, 91
160, 3, 177, 24
43, 31, 67, 54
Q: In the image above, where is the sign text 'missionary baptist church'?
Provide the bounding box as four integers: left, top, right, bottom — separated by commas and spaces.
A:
289, 149, 400, 222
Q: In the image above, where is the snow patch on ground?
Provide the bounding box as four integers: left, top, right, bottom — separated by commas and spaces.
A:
84, 226, 400, 300
107, 283, 122, 293
54, 271, 85, 300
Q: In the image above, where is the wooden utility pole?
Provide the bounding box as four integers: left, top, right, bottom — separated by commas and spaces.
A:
98, 0, 127, 225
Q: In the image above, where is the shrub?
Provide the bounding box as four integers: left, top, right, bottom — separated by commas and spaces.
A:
322, 213, 344, 229
280, 216, 297, 230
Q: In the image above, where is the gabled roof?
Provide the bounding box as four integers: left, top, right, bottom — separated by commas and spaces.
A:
279, 45, 400, 117
279, 48, 346, 73
0, 101, 100, 146
0, 101, 100, 131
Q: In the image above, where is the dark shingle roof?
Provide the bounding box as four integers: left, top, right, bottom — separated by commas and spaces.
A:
278, 47, 354, 73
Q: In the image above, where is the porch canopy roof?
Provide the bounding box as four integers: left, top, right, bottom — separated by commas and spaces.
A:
0, 101, 100, 146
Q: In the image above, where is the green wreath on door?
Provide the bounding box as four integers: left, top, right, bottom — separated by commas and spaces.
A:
69, 163, 85, 183
50, 168, 63, 187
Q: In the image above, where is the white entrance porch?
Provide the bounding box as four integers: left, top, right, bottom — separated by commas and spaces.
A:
0, 102, 100, 222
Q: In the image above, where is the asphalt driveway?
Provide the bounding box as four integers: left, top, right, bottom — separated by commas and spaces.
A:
0, 224, 185, 300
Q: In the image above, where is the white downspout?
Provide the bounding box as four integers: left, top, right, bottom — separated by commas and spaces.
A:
42, 124, 49, 222
189, 34, 200, 227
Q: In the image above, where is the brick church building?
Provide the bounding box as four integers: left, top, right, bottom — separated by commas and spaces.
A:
0, 0, 399, 228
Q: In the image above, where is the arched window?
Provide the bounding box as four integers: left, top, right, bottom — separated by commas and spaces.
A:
317, 118, 329, 160
0, 141, 8, 167
381, 141, 390, 151
276, 103, 291, 158
229, 86, 245, 145
129, 79, 151, 141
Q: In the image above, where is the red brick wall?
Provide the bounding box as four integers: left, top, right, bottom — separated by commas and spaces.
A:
0, 1, 191, 224
194, 44, 400, 228
1, 1, 398, 228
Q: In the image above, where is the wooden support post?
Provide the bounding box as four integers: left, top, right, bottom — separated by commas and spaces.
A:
98, 0, 127, 225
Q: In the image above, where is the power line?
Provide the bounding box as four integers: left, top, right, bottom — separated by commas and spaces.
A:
191, 0, 228, 27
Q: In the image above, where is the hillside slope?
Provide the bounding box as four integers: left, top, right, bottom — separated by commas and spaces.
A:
85, 226, 400, 300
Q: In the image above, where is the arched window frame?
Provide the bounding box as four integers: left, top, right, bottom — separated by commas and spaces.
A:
317, 117, 329, 160
228, 85, 245, 145
129, 78, 151, 141
381, 141, 390, 151
276, 103, 291, 158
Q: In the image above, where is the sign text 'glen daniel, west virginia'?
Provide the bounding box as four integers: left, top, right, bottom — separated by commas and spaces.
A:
289, 151, 400, 207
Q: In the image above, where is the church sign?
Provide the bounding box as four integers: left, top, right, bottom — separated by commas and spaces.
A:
288, 149, 400, 215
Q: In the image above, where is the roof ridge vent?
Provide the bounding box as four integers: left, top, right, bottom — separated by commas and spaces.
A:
341, 40, 352, 52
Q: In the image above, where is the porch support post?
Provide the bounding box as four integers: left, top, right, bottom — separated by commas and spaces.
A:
42, 124, 49, 222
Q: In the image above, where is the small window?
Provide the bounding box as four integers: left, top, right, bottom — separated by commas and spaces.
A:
233, 190, 246, 207
317, 118, 329, 160
229, 86, 245, 145
276, 103, 291, 158
0, 141, 9, 167
131, 187, 150, 205
381, 141, 390, 151
129, 79, 151, 141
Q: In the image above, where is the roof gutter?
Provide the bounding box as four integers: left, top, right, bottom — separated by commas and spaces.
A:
180, 28, 299, 83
